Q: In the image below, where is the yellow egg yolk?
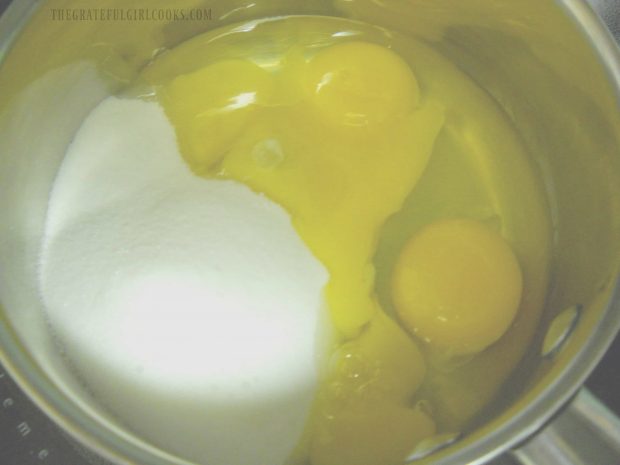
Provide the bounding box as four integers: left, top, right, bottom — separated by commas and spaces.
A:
309, 312, 433, 465
304, 41, 420, 126
310, 401, 435, 465
392, 218, 523, 355
160, 59, 273, 171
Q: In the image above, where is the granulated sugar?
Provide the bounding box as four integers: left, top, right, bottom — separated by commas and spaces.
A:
39, 97, 330, 465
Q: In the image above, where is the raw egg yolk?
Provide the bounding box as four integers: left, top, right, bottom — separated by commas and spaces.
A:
161, 59, 273, 171
310, 313, 434, 465
310, 402, 435, 465
304, 41, 420, 126
392, 218, 523, 355
329, 312, 427, 404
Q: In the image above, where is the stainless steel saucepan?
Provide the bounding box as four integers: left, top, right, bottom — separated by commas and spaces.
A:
0, 1, 619, 464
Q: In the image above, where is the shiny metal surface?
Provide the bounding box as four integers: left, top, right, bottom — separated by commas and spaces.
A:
512, 390, 620, 465
506, 3, 620, 463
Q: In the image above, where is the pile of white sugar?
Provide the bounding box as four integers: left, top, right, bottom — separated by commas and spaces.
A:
39, 97, 330, 465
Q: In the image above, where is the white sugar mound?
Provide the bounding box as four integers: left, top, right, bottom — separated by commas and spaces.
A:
39, 97, 330, 465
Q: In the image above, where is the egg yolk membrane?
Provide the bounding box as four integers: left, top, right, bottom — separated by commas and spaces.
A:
392, 218, 523, 356
304, 41, 420, 126
145, 30, 527, 465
